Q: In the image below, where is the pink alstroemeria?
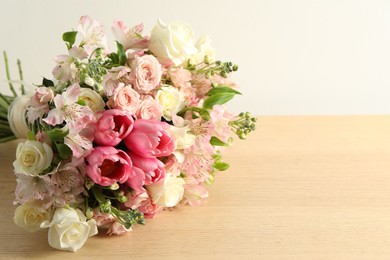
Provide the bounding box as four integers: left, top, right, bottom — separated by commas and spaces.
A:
64, 125, 95, 158
52, 47, 88, 83
210, 105, 234, 143
77, 15, 107, 53
112, 20, 149, 51
43, 84, 94, 132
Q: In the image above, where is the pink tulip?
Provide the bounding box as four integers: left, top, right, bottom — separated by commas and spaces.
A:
94, 109, 134, 146
86, 146, 132, 186
128, 152, 165, 185
124, 119, 174, 158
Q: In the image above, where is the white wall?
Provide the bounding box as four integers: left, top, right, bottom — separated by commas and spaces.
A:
1, 0, 390, 115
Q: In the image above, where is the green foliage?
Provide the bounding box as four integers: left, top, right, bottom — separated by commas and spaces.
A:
210, 136, 229, 146
203, 92, 235, 109
62, 31, 78, 50
107, 41, 126, 67
206, 86, 241, 96
42, 77, 54, 87
213, 161, 230, 171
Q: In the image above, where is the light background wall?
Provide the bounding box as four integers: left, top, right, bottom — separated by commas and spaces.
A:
1, 0, 390, 115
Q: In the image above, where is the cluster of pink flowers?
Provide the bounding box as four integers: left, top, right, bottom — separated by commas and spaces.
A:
11, 16, 255, 252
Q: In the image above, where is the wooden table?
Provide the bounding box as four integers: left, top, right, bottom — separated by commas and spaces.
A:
1, 116, 390, 259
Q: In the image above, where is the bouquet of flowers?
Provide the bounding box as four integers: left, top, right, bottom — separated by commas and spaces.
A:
2, 16, 256, 252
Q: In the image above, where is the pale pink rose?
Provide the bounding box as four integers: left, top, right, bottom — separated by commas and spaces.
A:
112, 21, 149, 50
94, 109, 134, 146
169, 68, 191, 89
107, 83, 140, 115
107, 221, 130, 236
30, 87, 54, 108
102, 66, 131, 97
183, 184, 208, 206
124, 119, 175, 158
125, 189, 161, 219
128, 151, 165, 185
136, 96, 162, 121
130, 55, 162, 94
86, 146, 133, 186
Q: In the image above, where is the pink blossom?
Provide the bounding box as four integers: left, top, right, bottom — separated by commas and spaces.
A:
169, 68, 191, 89
86, 147, 133, 186
52, 47, 88, 83
210, 105, 234, 143
92, 208, 115, 227
64, 124, 95, 158
130, 55, 162, 94
191, 74, 212, 99
94, 109, 134, 146
125, 189, 161, 218
112, 21, 149, 50
107, 221, 130, 236
107, 83, 140, 115
128, 151, 165, 185
30, 87, 54, 109
77, 15, 107, 54
183, 184, 208, 206
14, 174, 53, 205
136, 95, 162, 121
124, 119, 175, 158
43, 84, 94, 132
102, 66, 131, 97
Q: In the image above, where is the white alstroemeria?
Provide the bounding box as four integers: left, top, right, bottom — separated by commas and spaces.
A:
43, 84, 94, 131
77, 15, 107, 52
52, 46, 88, 82
112, 20, 149, 50
41, 207, 98, 252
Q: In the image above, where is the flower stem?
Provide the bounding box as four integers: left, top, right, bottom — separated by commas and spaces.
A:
3, 51, 17, 97
17, 59, 25, 95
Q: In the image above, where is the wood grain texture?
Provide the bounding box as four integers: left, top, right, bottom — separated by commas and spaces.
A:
1, 116, 390, 259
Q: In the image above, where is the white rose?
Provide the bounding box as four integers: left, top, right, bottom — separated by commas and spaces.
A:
79, 87, 105, 112
156, 86, 185, 121
13, 140, 53, 176
169, 125, 195, 150
146, 175, 185, 207
14, 201, 52, 232
192, 36, 216, 64
149, 19, 198, 66
40, 207, 98, 252
8, 95, 30, 139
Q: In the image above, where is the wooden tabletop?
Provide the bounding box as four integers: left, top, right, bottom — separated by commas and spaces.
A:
1, 116, 390, 259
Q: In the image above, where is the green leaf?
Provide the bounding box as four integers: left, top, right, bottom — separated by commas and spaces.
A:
42, 77, 54, 87
206, 86, 241, 96
203, 93, 235, 109
210, 136, 229, 146
177, 107, 210, 121
62, 31, 78, 49
116, 42, 127, 66
47, 128, 69, 142
56, 143, 72, 159
27, 131, 37, 141
213, 162, 230, 171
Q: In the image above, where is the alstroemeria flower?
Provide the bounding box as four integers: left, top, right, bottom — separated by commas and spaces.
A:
43, 84, 94, 131
52, 46, 88, 83
77, 15, 107, 53
112, 21, 149, 51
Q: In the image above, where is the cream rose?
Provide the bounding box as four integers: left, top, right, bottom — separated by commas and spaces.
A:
13, 140, 53, 176
40, 207, 98, 252
146, 175, 185, 207
14, 201, 52, 232
8, 95, 30, 139
156, 86, 185, 121
79, 87, 105, 112
149, 19, 198, 66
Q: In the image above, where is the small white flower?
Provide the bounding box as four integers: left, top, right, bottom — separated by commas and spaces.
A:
40, 207, 98, 252
13, 140, 53, 176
